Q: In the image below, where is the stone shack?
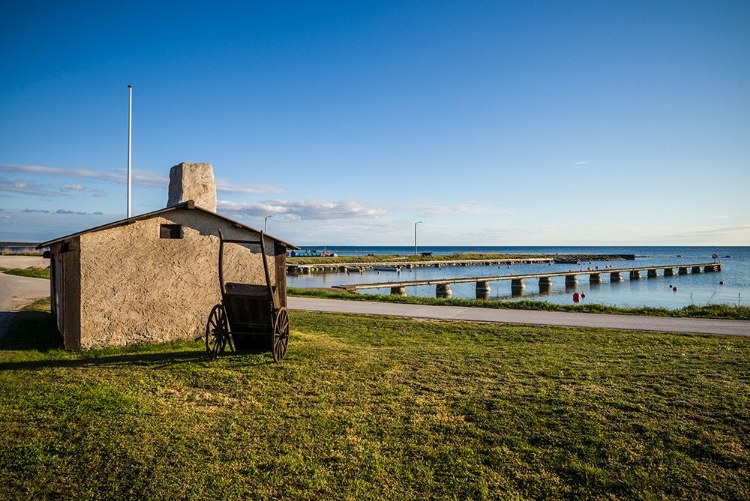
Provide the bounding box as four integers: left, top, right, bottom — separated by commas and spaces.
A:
37, 163, 297, 350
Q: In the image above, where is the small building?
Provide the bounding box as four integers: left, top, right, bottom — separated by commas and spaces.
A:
37, 162, 298, 350
38, 201, 297, 349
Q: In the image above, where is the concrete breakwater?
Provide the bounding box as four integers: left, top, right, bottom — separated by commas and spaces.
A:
287, 254, 635, 275
333, 262, 722, 299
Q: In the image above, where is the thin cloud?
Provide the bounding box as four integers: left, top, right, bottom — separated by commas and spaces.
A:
90, 188, 107, 197
61, 184, 86, 192
0, 176, 63, 196
215, 178, 286, 195
419, 203, 509, 217
218, 199, 388, 220
1, 164, 285, 195
1, 163, 167, 187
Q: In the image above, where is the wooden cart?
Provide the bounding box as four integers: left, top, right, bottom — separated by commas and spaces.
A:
205, 229, 289, 362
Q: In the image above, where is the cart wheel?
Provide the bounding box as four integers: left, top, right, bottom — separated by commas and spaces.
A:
272, 307, 290, 363
206, 304, 229, 359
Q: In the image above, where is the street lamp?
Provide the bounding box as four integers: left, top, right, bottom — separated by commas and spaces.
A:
264, 215, 273, 233
414, 221, 423, 256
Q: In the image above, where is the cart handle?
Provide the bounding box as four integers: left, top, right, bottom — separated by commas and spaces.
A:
260, 231, 280, 311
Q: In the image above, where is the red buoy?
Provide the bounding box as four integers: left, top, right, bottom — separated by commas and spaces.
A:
573, 292, 580, 303
672, 286, 678, 292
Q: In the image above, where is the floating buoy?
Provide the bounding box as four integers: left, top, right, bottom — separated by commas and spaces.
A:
573, 292, 580, 303
672, 286, 678, 292
720, 280, 724, 285
581, 292, 586, 298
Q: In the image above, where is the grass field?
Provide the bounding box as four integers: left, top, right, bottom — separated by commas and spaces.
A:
1, 300, 748, 500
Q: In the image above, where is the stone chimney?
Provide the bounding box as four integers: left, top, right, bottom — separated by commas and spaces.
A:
167, 162, 217, 212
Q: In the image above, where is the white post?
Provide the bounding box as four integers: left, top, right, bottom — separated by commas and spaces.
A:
127, 85, 132, 218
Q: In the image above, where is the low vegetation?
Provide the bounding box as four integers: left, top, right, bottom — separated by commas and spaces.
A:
287, 252, 629, 265
0, 267, 51, 279
289, 287, 750, 320
1, 300, 747, 499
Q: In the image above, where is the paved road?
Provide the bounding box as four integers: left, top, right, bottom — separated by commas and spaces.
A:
0, 256, 50, 337
289, 297, 750, 336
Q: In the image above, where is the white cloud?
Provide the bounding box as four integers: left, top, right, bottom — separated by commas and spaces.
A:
1, 164, 285, 195
218, 199, 388, 220
215, 178, 286, 195
61, 184, 86, 192
0, 176, 63, 196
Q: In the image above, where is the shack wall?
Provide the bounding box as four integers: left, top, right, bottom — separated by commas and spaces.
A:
77, 209, 277, 349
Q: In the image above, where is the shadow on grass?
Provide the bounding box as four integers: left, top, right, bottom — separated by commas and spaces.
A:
0, 309, 276, 370
0, 310, 61, 351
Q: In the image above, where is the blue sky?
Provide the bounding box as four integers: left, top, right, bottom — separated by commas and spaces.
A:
1, 0, 749, 246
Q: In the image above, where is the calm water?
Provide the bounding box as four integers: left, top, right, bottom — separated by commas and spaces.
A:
288, 246, 750, 309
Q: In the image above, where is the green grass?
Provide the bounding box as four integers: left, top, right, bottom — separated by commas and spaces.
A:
0, 266, 50, 279
1, 300, 748, 500
289, 287, 750, 320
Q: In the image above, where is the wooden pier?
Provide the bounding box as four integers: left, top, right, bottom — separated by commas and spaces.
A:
288, 257, 556, 274
332, 262, 722, 299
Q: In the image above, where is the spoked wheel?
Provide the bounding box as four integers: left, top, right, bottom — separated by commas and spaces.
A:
271, 307, 290, 363
205, 304, 232, 359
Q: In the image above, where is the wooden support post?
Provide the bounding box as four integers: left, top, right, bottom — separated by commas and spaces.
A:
630, 270, 641, 279
678, 267, 688, 275
565, 275, 577, 288
610, 271, 622, 282
589, 273, 601, 284
647, 269, 658, 278
692, 266, 702, 274
390, 286, 406, 296
664, 268, 674, 277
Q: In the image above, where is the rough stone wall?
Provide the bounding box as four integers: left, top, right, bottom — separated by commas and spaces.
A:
167, 162, 217, 212
77, 209, 275, 349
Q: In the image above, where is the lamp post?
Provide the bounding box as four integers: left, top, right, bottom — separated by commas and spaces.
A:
414, 221, 423, 256
264, 215, 273, 233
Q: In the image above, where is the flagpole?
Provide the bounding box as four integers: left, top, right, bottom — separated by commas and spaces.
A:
127, 85, 132, 218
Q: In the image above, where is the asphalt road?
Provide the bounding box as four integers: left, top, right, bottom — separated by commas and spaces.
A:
289, 297, 750, 336
0, 256, 50, 337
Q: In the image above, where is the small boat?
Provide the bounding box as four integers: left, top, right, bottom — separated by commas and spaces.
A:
374, 265, 401, 272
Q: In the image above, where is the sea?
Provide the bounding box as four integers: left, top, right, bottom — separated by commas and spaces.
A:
287, 246, 750, 309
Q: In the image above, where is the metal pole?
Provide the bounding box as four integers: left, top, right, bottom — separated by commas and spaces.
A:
127, 85, 132, 218
414, 221, 423, 256
264, 215, 272, 232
